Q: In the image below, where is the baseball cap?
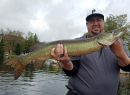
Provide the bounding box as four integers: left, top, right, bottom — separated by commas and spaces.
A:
86, 9, 104, 21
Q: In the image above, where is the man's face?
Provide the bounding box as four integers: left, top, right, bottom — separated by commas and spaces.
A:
86, 15, 104, 37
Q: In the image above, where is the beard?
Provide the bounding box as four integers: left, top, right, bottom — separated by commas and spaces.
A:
91, 31, 101, 35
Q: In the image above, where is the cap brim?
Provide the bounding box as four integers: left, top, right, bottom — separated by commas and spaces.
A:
86, 14, 104, 21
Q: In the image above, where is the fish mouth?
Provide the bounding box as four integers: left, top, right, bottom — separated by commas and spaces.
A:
113, 31, 124, 38
113, 26, 126, 38
97, 38, 117, 46
98, 42, 107, 47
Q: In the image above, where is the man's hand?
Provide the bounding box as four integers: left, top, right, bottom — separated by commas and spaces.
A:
110, 38, 124, 58
51, 44, 73, 70
110, 38, 130, 66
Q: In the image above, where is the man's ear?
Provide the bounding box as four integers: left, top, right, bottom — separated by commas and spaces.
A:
86, 22, 88, 26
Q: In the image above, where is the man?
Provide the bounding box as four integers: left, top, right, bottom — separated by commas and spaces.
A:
51, 9, 130, 95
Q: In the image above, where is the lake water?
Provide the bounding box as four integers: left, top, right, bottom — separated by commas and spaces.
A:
0, 56, 130, 95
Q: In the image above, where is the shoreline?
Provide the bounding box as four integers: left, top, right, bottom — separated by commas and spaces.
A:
120, 69, 129, 75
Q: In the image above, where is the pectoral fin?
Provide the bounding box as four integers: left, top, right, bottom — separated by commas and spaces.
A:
99, 47, 104, 58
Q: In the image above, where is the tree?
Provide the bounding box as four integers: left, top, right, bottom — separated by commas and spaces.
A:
34, 33, 39, 43
4, 29, 18, 54
0, 33, 4, 56
104, 14, 118, 32
121, 23, 130, 51
15, 43, 21, 55
13, 30, 25, 54
2, 28, 41, 54
24, 32, 35, 53
104, 14, 127, 32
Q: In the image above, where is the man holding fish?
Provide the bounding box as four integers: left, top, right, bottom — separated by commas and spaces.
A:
51, 9, 130, 95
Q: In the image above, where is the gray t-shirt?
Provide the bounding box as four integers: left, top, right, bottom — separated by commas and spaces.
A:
68, 35, 130, 95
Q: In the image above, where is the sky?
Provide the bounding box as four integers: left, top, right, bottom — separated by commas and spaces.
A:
0, 0, 129, 42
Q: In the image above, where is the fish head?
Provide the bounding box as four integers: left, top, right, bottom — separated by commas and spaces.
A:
97, 26, 126, 46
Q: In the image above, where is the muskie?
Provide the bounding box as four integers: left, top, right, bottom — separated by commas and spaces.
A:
4, 26, 126, 80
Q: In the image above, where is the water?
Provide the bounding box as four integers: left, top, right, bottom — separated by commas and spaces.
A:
0, 56, 130, 95
0, 56, 68, 95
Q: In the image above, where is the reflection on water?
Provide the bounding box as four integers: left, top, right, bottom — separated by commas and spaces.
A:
0, 56, 130, 95
0, 56, 68, 95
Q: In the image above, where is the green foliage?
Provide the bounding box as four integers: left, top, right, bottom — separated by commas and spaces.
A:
34, 33, 39, 43
15, 44, 21, 55
82, 32, 88, 36
104, 14, 127, 32
24, 32, 35, 53
3, 29, 40, 54
0, 35, 4, 56
104, 14, 118, 32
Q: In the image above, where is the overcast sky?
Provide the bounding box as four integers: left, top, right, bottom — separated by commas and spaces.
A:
0, 0, 129, 42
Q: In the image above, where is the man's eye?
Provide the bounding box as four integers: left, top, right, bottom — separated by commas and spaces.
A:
97, 19, 102, 21
90, 20, 94, 22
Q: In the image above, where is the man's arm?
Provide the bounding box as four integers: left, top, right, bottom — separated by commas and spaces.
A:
63, 60, 80, 76
110, 38, 130, 71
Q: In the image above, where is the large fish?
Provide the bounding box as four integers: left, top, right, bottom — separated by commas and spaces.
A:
4, 26, 126, 80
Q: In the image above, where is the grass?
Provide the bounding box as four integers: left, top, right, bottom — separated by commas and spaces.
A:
4, 53, 19, 58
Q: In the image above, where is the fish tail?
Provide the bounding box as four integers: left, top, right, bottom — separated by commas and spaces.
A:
4, 57, 26, 80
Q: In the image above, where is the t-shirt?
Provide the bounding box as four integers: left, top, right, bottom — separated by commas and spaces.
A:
67, 35, 130, 95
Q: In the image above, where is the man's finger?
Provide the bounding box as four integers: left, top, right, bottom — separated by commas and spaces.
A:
60, 44, 63, 54
64, 46, 68, 56
51, 48, 56, 58
56, 44, 61, 56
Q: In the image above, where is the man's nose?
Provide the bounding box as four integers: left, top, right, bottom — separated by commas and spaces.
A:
93, 21, 98, 25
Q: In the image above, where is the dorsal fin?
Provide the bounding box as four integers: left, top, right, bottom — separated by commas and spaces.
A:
29, 42, 45, 52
